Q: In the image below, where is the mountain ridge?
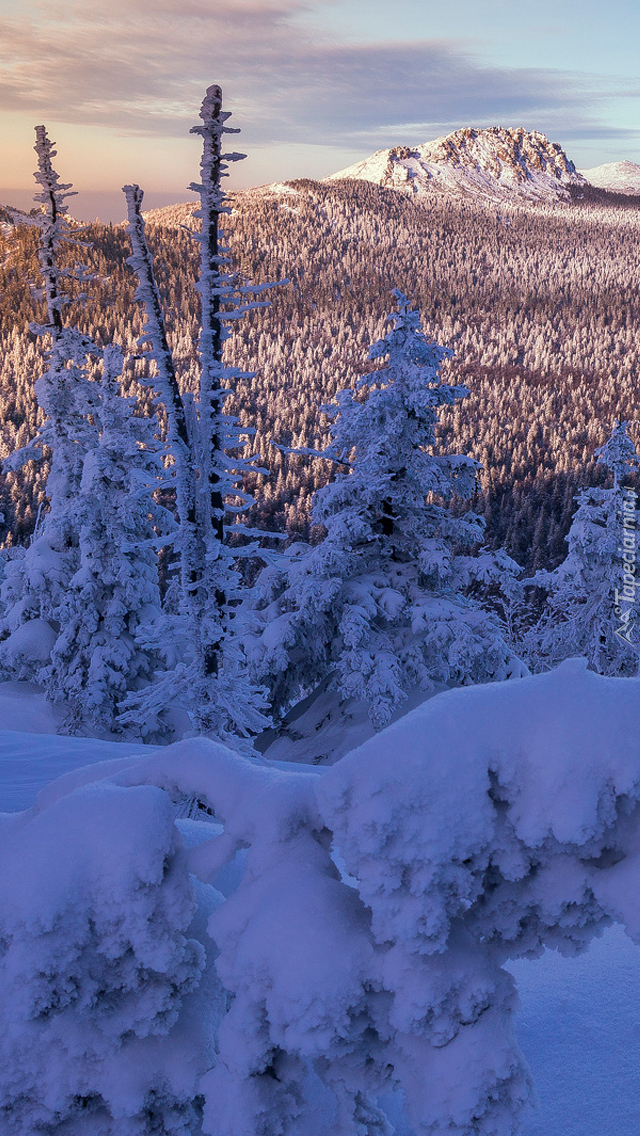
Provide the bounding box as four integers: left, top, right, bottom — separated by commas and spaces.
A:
579, 160, 640, 196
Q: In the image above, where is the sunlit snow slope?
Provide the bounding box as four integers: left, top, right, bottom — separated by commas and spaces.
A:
580, 160, 640, 195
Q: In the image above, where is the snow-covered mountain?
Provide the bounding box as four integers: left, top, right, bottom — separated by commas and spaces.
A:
0, 204, 30, 233
580, 160, 640, 195
327, 126, 586, 203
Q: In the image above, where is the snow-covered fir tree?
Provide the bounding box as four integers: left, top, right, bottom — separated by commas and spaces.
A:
248, 290, 525, 729
523, 420, 640, 676
46, 346, 175, 738
0, 131, 173, 738
123, 85, 272, 748
0, 127, 101, 679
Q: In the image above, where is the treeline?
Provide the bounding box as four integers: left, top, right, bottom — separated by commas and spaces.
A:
1, 179, 640, 570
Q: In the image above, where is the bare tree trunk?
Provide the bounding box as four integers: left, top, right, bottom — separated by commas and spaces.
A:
189, 85, 246, 676
123, 185, 202, 610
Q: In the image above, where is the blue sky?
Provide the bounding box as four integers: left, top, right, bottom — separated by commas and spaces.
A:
1, 0, 638, 221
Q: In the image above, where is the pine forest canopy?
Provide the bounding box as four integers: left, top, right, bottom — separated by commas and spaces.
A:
1, 168, 640, 573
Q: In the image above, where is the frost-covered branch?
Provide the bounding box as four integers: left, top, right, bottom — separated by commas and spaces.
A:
32, 125, 76, 338
123, 184, 202, 616
0, 129, 101, 680
123, 185, 191, 457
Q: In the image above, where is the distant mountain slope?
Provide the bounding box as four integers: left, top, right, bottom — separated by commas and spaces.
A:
141, 183, 303, 229
327, 126, 586, 203
580, 160, 640, 195
0, 204, 31, 234
140, 201, 197, 228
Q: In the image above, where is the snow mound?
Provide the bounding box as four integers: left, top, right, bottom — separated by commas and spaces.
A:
0, 618, 56, 666
318, 659, 640, 1132
321, 657, 640, 954
0, 682, 156, 811
0, 729, 153, 813
0, 777, 220, 1134
0, 680, 64, 736
328, 127, 585, 203
4, 661, 640, 1134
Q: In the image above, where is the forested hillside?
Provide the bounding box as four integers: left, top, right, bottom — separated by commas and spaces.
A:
2, 179, 640, 570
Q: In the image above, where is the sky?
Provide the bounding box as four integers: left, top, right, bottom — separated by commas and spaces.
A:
0, 0, 639, 222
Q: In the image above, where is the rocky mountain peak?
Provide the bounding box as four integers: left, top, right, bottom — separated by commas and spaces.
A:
327, 126, 586, 203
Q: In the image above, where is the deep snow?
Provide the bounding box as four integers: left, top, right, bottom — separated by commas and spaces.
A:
512, 925, 640, 1136
0, 682, 151, 811
1, 675, 640, 1135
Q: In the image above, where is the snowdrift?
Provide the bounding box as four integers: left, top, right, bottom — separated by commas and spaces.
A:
2, 659, 640, 1134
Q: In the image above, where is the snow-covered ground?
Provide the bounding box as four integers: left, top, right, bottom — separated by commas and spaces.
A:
257, 676, 451, 765
0, 682, 152, 811
2, 675, 640, 1135
512, 926, 640, 1136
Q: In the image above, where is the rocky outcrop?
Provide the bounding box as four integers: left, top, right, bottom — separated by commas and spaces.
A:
328, 126, 587, 203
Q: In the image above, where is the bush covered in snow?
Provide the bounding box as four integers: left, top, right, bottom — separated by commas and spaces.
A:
3, 659, 640, 1135
0, 776, 223, 1134
523, 422, 640, 676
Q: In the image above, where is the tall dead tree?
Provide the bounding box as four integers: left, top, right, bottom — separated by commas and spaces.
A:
30, 128, 99, 524
0, 128, 99, 655
123, 85, 272, 744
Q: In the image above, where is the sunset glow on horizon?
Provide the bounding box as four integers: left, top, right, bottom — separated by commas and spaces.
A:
1, 0, 639, 221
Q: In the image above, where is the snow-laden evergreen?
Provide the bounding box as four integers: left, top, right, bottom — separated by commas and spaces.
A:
45, 347, 175, 738
248, 290, 524, 727
0, 132, 174, 739
0, 128, 100, 679
523, 421, 640, 676
123, 87, 272, 748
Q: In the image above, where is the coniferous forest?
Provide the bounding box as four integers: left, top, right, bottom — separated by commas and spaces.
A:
2, 174, 640, 572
